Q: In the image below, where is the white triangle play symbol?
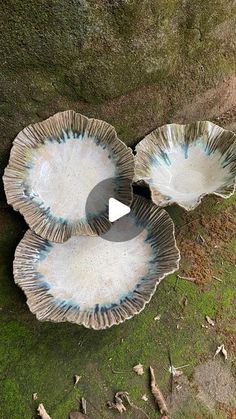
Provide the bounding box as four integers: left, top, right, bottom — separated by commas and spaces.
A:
108, 198, 131, 222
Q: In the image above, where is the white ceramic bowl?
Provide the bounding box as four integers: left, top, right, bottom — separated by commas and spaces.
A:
13, 195, 180, 329
135, 121, 236, 210
3, 110, 134, 242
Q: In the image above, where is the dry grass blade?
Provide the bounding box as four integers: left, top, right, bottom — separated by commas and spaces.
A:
149, 366, 169, 417
37, 403, 51, 419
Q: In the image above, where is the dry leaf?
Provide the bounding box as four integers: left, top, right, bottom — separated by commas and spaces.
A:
141, 394, 148, 402
154, 314, 161, 321
32, 392, 38, 400
221, 345, 228, 360
214, 345, 222, 357
37, 404, 51, 419
214, 344, 228, 360
168, 366, 183, 377
107, 391, 130, 414
149, 366, 168, 417
205, 316, 215, 326
214, 344, 227, 360
74, 375, 81, 387
133, 363, 144, 376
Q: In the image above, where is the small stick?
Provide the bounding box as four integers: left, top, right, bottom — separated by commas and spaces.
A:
213, 276, 223, 282
149, 366, 169, 417
111, 368, 132, 374
177, 274, 196, 283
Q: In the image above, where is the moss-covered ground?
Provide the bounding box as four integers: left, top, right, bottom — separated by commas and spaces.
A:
0, 194, 235, 419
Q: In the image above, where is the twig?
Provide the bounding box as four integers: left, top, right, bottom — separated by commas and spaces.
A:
149, 366, 169, 418
213, 276, 223, 282
111, 368, 132, 374
177, 274, 196, 283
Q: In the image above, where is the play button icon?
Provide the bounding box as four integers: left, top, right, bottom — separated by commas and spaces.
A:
108, 198, 130, 222
85, 177, 144, 242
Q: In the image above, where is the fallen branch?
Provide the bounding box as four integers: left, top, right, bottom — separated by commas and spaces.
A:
149, 366, 169, 418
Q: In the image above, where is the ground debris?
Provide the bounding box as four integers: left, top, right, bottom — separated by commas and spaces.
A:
37, 404, 51, 419
107, 391, 150, 418
213, 275, 223, 282
177, 274, 196, 283
32, 392, 38, 400
81, 398, 87, 414
141, 394, 148, 402
205, 316, 215, 326
169, 366, 183, 378
176, 201, 236, 285
107, 391, 129, 414
214, 344, 228, 360
149, 366, 169, 417
133, 363, 144, 375
74, 375, 81, 387
154, 314, 161, 321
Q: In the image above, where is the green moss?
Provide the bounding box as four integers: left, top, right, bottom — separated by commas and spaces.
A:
0, 378, 30, 419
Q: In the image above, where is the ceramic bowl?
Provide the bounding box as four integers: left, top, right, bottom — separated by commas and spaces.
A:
3, 110, 134, 242
135, 121, 236, 210
13, 195, 180, 329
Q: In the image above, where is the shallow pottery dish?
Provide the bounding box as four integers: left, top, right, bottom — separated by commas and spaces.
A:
14, 195, 180, 329
135, 121, 236, 210
3, 110, 134, 242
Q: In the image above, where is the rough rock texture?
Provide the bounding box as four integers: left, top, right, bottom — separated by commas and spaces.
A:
0, 0, 236, 201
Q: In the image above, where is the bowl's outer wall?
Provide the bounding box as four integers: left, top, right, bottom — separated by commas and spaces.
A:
0, 0, 236, 201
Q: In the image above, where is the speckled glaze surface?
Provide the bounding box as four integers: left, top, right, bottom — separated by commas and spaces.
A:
13, 195, 180, 330
135, 121, 236, 210
3, 110, 134, 242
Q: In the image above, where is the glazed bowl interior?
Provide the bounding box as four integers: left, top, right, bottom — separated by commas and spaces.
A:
3, 111, 134, 242
13, 195, 180, 329
135, 121, 236, 210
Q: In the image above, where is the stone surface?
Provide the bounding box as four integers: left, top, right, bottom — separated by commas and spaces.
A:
0, 0, 236, 200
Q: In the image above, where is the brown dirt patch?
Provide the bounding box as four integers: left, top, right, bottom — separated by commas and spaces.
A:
194, 359, 236, 410
218, 403, 236, 419
176, 197, 236, 285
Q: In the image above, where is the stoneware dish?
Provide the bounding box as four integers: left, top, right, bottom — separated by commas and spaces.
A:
14, 195, 180, 329
135, 121, 236, 210
3, 110, 134, 242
